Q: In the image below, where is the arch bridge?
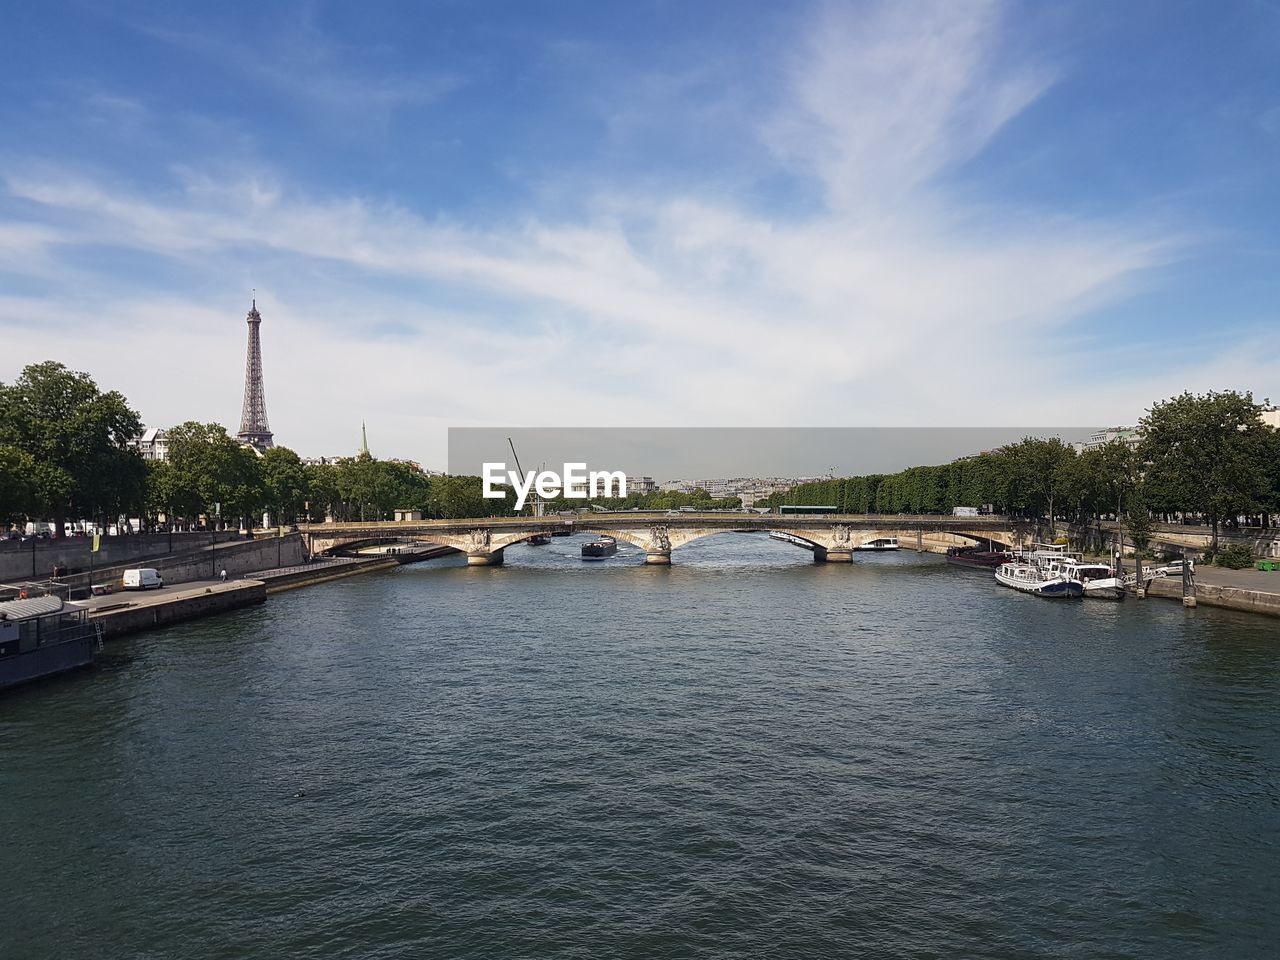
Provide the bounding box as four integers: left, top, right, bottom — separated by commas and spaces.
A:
299, 513, 1033, 566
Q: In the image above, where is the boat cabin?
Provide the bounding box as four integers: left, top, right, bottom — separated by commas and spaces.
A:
0, 595, 90, 659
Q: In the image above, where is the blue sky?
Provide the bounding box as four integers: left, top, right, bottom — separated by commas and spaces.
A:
1, 0, 1277, 464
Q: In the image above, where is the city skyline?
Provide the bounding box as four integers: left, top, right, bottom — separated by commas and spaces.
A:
2, 0, 1278, 463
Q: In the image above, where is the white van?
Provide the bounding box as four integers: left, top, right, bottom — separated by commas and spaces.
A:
122, 568, 163, 591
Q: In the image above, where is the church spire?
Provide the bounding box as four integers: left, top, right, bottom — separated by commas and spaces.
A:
360, 421, 370, 457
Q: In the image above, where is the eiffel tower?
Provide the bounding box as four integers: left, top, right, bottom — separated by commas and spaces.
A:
236, 297, 274, 453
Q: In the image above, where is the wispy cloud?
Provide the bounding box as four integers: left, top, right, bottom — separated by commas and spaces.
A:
1, 0, 1260, 463
764, 0, 1054, 209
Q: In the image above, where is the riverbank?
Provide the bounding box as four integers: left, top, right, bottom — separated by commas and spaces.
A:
252, 545, 454, 593
905, 531, 1280, 619
80, 545, 458, 642
253, 557, 400, 593
1139, 566, 1280, 617
86, 579, 267, 640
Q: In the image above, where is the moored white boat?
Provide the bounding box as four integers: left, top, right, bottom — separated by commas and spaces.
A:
994, 560, 1083, 598
1037, 553, 1126, 601
854, 536, 899, 551
1069, 562, 1126, 600
1080, 576, 1126, 600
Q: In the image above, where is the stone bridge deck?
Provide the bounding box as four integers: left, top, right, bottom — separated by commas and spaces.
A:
299, 513, 1033, 565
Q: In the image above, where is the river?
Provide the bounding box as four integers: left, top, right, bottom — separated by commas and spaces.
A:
3, 535, 1278, 958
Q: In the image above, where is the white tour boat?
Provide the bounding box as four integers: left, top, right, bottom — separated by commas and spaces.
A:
994, 559, 1083, 598
1033, 547, 1126, 601
854, 537, 899, 551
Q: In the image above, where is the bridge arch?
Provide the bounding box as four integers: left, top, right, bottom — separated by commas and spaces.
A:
575, 523, 865, 563
926, 530, 1015, 551
299, 514, 1030, 566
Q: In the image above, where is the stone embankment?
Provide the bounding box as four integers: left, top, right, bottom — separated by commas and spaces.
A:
88, 580, 268, 640
0, 531, 247, 582
44, 534, 308, 595
905, 532, 1280, 618
83, 543, 457, 640
1138, 567, 1280, 617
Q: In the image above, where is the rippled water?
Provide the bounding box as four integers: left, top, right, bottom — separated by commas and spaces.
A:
3, 535, 1278, 959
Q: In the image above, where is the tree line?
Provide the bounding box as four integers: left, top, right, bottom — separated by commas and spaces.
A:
757, 389, 1280, 551
3, 363, 1276, 549
0, 361, 514, 534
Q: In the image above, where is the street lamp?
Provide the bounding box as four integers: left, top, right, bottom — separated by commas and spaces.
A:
210, 501, 221, 580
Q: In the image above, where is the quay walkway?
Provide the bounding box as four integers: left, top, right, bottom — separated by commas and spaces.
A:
82, 579, 266, 640
1139, 564, 1280, 617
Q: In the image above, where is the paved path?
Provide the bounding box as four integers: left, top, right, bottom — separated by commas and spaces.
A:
1193, 565, 1280, 593
248, 557, 375, 581
77, 578, 257, 612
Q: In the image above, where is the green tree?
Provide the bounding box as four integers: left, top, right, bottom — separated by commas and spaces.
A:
1140, 390, 1270, 550
144, 459, 184, 529
261, 447, 310, 525
0, 361, 144, 536
304, 463, 340, 521
1056, 450, 1096, 522
1090, 440, 1139, 520
1124, 487, 1152, 552
0, 444, 38, 525
429, 474, 514, 518
1259, 421, 1280, 528
166, 422, 265, 527
1000, 437, 1075, 526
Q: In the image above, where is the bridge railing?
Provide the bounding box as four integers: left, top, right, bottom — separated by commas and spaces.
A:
299, 512, 1025, 532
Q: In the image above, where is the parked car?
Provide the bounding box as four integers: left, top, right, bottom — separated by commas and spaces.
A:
122, 568, 164, 590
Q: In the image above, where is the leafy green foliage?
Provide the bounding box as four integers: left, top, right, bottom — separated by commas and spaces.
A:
2, 362, 1276, 542
261, 447, 310, 523
0, 361, 145, 532
1124, 488, 1151, 550
1213, 544, 1256, 569
0, 444, 39, 521
1140, 391, 1271, 548
165, 422, 265, 524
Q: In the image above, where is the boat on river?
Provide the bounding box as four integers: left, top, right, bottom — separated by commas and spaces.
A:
581, 536, 618, 560
1030, 546, 1126, 601
1077, 570, 1126, 600
1053, 558, 1125, 601
994, 560, 1083, 598
946, 546, 1014, 569
0, 595, 99, 691
855, 537, 899, 551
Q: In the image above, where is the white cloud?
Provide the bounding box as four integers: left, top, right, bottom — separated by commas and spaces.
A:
2, 0, 1270, 465
764, 0, 1053, 210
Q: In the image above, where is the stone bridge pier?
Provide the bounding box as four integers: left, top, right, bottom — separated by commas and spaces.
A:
461, 529, 504, 566
300, 514, 1028, 567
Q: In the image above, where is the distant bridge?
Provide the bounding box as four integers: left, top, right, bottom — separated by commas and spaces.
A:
298, 513, 1035, 566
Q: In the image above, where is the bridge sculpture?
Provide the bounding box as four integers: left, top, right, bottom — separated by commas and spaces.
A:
299, 513, 1035, 566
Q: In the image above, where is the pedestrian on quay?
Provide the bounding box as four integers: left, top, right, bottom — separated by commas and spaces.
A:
220, 568, 228, 582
